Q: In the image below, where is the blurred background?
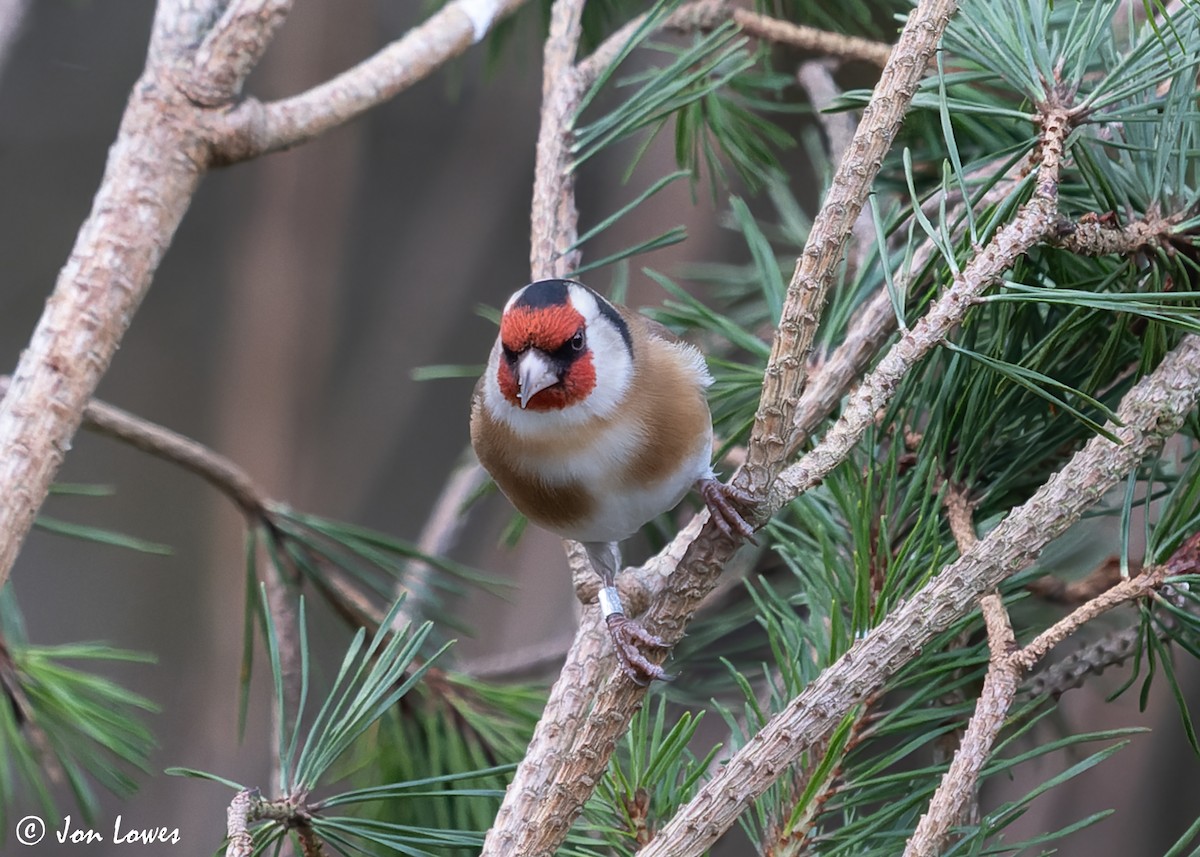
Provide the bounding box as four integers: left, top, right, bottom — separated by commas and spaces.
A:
0, 2, 1197, 855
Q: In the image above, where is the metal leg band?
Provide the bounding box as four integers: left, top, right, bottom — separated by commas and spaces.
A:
598, 585, 624, 619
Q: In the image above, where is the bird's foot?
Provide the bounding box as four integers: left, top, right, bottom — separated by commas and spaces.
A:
605, 614, 674, 685
698, 477, 757, 541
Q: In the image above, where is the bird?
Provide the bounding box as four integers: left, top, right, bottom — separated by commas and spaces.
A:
470, 278, 755, 683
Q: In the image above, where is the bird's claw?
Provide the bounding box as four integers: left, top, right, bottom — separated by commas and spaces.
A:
699, 477, 757, 542
605, 614, 674, 685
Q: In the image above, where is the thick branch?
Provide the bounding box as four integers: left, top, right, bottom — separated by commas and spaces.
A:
529, 0, 586, 279
905, 484, 1005, 857
741, 0, 957, 496
641, 333, 1200, 857
188, 0, 294, 106
0, 68, 207, 594
484, 5, 961, 855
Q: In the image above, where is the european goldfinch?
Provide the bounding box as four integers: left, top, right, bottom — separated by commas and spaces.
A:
470, 278, 754, 683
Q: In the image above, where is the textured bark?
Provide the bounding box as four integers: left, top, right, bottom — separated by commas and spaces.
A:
483, 4, 962, 853
0, 63, 207, 593
741, 0, 958, 496
0, 0, 526, 593
640, 334, 1200, 857
215, 0, 530, 161
528, 0, 586, 280
732, 7, 893, 67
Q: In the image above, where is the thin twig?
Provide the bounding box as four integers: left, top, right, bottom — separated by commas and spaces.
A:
213, 0, 531, 162
1021, 588, 1198, 699
0, 376, 269, 518
395, 454, 489, 632
732, 7, 893, 68
1050, 213, 1174, 256
904, 597, 1017, 857
1015, 565, 1172, 671
574, 0, 893, 87
906, 483, 1007, 857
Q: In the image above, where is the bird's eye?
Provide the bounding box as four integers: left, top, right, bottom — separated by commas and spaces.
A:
570, 330, 585, 351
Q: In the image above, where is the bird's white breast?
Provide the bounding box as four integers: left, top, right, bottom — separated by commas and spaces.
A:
535, 416, 714, 543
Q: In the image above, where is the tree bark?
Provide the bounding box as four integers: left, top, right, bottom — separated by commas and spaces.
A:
0, 63, 207, 592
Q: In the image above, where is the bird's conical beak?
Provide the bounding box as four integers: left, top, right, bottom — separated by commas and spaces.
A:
516, 350, 559, 408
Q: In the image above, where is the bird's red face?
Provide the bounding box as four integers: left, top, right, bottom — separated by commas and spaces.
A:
497, 296, 597, 411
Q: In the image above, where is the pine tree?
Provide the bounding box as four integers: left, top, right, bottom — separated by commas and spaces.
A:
1, 1, 1199, 855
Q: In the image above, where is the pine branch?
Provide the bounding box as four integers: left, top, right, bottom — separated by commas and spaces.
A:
0, 17, 208, 595
575, 0, 893, 87
530, 0, 587, 279
767, 103, 1071, 509
0, 0, 527, 598
740, 0, 958, 496
905, 593, 1016, 857
214, 0, 529, 161
643, 332, 1200, 857
905, 499, 1200, 856
481, 3, 960, 854
480, 3, 595, 847
0, 376, 269, 518
732, 7, 893, 67
905, 483, 1005, 857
